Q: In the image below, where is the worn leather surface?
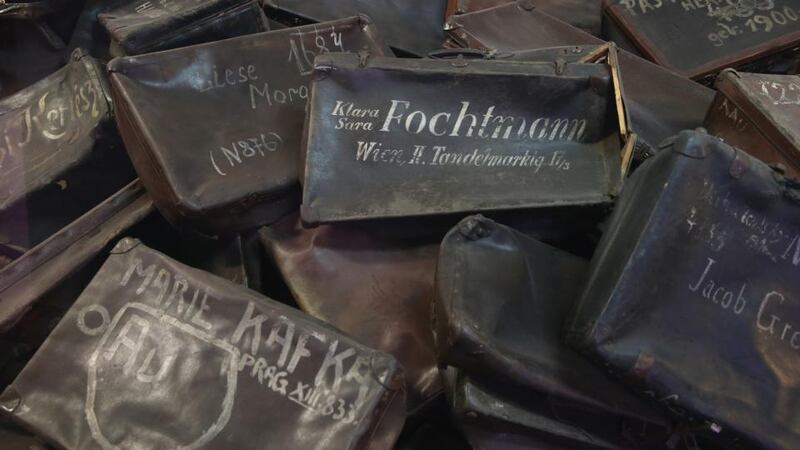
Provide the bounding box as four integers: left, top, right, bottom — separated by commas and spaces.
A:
706, 70, 800, 178
566, 130, 800, 450
99, 0, 268, 55
501, 45, 714, 160
603, 0, 800, 80
449, 0, 601, 35
302, 53, 622, 224
441, 367, 676, 449
0, 49, 135, 249
445, 0, 602, 51
434, 215, 665, 423
264, 0, 448, 56
1, 239, 405, 449
260, 214, 441, 415
108, 17, 389, 234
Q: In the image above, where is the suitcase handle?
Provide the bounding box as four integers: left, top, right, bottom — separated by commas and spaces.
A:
427, 48, 491, 60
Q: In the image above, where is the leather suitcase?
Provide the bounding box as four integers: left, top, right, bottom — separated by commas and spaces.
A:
301, 51, 633, 224
441, 367, 680, 449
0, 238, 406, 450
0, 0, 75, 18
0, 48, 135, 250
705, 69, 800, 178
434, 215, 664, 424
98, 0, 269, 56
259, 214, 441, 415
262, 0, 448, 56
565, 129, 800, 450
109, 17, 389, 235
602, 0, 800, 83
444, 0, 602, 51
488, 44, 715, 162
446, 0, 602, 36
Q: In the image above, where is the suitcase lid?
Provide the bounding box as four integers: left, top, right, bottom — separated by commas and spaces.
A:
0, 48, 114, 212
263, 0, 448, 56
301, 48, 634, 224
713, 69, 800, 163
0, 180, 153, 333
602, 0, 800, 80
108, 16, 389, 234
0, 238, 405, 449
444, 0, 603, 52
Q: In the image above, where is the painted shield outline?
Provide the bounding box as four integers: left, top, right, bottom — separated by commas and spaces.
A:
85, 302, 240, 450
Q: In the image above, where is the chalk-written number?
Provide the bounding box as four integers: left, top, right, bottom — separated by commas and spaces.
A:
759, 80, 800, 106
287, 25, 345, 76
745, 6, 799, 32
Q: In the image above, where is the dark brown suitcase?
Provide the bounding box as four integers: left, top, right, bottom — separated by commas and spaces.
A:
1, 238, 405, 450
705, 70, 800, 178
259, 214, 441, 414
98, 0, 269, 56
602, 0, 800, 83
301, 50, 634, 224
109, 17, 389, 235
446, 0, 602, 36
444, 0, 603, 51
0, 48, 135, 250
565, 129, 800, 450
262, 0, 448, 56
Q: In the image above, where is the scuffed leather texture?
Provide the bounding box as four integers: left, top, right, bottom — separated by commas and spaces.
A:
0, 49, 135, 250
264, 0, 447, 56
0, 0, 77, 18
98, 0, 268, 55
1, 239, 406, 449
445, 0, 602, 51
566, 130, 800, 450
259, 214, 441, 415
504, 45, 715, 161
108, 17, 389, 234
441, 367, 675, 449
302, 54, 622, 224
434, 216, 664, 423
706, 70, 800, 178
448, 0, 602, 36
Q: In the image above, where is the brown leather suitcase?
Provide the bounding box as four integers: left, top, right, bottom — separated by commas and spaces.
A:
0, 48, 135, 251
602, 0, 800, 83
109, 17, 389, 235
1, 238, 406, 449
301, 49, 634, 224
446, 0, 602, 36
705, 69, 800, 178
444, 0, 602, 50
259, 214, 441, 415
98, 0, 269, 56
263, 0, 448, 56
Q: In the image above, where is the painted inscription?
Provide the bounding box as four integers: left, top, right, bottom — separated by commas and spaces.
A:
329, 100, 587, 172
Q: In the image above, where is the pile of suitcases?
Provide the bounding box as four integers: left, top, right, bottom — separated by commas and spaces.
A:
1, 1, 798, 449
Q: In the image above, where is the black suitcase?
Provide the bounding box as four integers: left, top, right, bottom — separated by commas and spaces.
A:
1, 239, 406, 449
109, 17, 389, 235
434, 215, 663, 423
566, 129, 800, 450
301, 52, 633, 224
263, 0, 448, 56
0, 48, 135, 250
98, 0, 269, 56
